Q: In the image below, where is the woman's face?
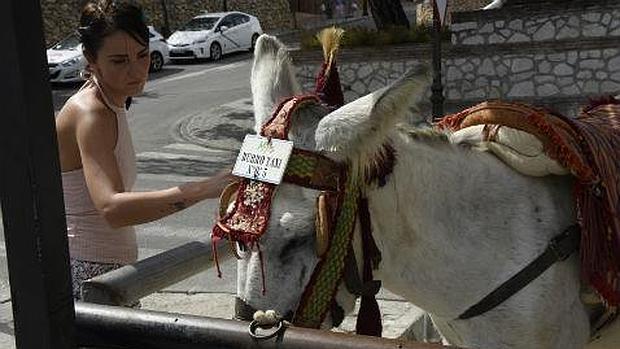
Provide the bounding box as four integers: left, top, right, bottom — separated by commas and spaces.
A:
89, 30, 150, 97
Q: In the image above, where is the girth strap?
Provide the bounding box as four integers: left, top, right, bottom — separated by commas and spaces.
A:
459, 225, 580, 319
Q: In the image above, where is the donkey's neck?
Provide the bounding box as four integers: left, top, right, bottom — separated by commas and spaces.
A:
366, 129, 576, 318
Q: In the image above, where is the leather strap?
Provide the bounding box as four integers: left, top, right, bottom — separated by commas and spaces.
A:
459, 225, 580, 319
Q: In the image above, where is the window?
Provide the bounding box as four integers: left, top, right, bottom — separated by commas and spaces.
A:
182, 17, 220, 31
232, 14, 249, 26
219, 15, 235, 28
51, 34, 80, 50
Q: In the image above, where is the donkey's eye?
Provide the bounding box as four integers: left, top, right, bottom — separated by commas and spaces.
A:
278, 235, 314, 261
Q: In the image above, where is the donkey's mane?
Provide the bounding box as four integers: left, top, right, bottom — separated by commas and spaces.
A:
398, 124, 450, 144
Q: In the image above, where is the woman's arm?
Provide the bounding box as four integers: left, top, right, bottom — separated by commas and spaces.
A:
76, 107, 234, 228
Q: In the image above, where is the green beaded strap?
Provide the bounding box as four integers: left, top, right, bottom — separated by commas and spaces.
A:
293, 171, 360, 328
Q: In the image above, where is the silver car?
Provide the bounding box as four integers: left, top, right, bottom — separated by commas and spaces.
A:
47, 34, 87, 83
167, 11, 263, 62
47, 27, 170, 83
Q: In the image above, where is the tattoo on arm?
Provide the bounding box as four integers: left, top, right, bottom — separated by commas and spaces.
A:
171, 201, 188, 211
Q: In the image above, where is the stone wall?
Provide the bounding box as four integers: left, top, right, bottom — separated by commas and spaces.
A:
41, 0, 293, 46
451, 0, 620, 45
291, 0, 620, 118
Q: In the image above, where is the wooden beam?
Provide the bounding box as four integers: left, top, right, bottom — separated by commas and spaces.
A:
0, 1, 76, 348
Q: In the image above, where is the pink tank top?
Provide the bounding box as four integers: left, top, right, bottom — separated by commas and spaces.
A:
62, 78, 138, 264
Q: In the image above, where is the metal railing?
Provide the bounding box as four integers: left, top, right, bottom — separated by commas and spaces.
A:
81, 240, 227, 305
75, 302, 460, 349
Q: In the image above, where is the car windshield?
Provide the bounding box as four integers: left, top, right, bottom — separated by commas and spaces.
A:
181, 17, 219, 31
51, 34, 80, 50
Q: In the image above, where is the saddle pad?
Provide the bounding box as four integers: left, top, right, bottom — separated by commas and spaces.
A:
450, 124, 569, 177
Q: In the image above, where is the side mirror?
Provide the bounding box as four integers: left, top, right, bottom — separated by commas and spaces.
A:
219, 25, 229, 32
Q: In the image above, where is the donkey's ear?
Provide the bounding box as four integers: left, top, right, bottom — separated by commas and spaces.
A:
251, 35, 302, 133
315, 65, 431, 158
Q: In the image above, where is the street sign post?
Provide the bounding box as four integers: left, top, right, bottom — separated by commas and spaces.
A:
431, 0, 447, 120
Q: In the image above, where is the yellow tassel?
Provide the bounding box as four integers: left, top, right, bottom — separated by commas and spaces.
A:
316, 26, 345, 76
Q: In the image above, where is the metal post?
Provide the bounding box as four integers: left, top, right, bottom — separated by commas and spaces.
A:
223, 0, 228, 11
431, 1, 445, 120
0, 0, 76, 348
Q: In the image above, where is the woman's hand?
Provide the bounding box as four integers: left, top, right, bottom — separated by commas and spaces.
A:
199, 166, 238, 199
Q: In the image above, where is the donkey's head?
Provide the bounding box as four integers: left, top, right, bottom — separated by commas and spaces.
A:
236, 34, 430, 326
236, 35, 332, 321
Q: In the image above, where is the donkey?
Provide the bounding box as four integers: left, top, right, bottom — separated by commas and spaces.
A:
233, 34, 614, 349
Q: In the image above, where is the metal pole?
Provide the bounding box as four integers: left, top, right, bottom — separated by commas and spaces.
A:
75, 302, 460, 349
223, 0, 228, 11
0, 0, 76, 348
431, 1, 445, 120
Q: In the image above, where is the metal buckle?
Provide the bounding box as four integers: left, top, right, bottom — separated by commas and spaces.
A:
548, 227, 579, 261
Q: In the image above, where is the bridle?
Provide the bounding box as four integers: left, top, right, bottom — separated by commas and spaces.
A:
217, 94, 384, 335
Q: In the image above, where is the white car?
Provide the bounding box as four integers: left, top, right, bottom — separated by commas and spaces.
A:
47, 34, 87, 83
47, 27, 170, 83
167, 11, 263, 61
147, 26, 170, 72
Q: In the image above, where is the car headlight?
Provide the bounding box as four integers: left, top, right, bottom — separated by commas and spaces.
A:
61, 57, 80, 67
193, 39, 207, 45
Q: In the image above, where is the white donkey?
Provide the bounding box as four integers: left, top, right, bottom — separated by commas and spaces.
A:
234, 35, 616, 349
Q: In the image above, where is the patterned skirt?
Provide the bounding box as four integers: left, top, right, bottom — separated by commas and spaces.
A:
70, 259, 140, 307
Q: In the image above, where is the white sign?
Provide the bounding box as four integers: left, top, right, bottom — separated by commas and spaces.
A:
434, 0, 449, 26
232, 135, 294, 185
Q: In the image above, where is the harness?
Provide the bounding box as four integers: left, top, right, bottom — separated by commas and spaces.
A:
215, 96, 587, 335
212, 95, 384, 335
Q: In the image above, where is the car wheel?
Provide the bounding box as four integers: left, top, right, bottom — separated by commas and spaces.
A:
250, 34, 259, 52
150, 51, 164, 72
210, 42, 222, 61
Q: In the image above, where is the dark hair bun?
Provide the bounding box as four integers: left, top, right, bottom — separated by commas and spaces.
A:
78, 0, 148, 58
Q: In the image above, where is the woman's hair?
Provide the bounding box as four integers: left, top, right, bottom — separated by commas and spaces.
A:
78, 0, 149, 60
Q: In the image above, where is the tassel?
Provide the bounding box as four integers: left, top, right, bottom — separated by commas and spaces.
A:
257, 242, 267, 295
355, 196, 382, 337
356, 295, 382, 336
211, 235, 222, 278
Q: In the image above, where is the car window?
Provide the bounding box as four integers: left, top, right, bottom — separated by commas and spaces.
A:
239, 15, 250, 24
231, 15, 243, 25
51, 34, 80, 50
219, 15, 235, 28
182, 17, 220, 31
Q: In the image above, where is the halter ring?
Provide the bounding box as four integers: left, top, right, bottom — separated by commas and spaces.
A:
248, 319, 285, 340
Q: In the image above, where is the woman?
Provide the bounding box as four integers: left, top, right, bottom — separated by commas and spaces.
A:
55, 0, 234, 299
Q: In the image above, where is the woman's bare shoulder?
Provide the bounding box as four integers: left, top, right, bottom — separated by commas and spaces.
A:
58, 87, 118, 150
59, 87, 116, 130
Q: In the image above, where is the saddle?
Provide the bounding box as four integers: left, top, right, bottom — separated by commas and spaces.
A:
437, 99, 620, 335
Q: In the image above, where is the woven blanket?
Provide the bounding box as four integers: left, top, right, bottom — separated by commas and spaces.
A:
436, 99, 620, 306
